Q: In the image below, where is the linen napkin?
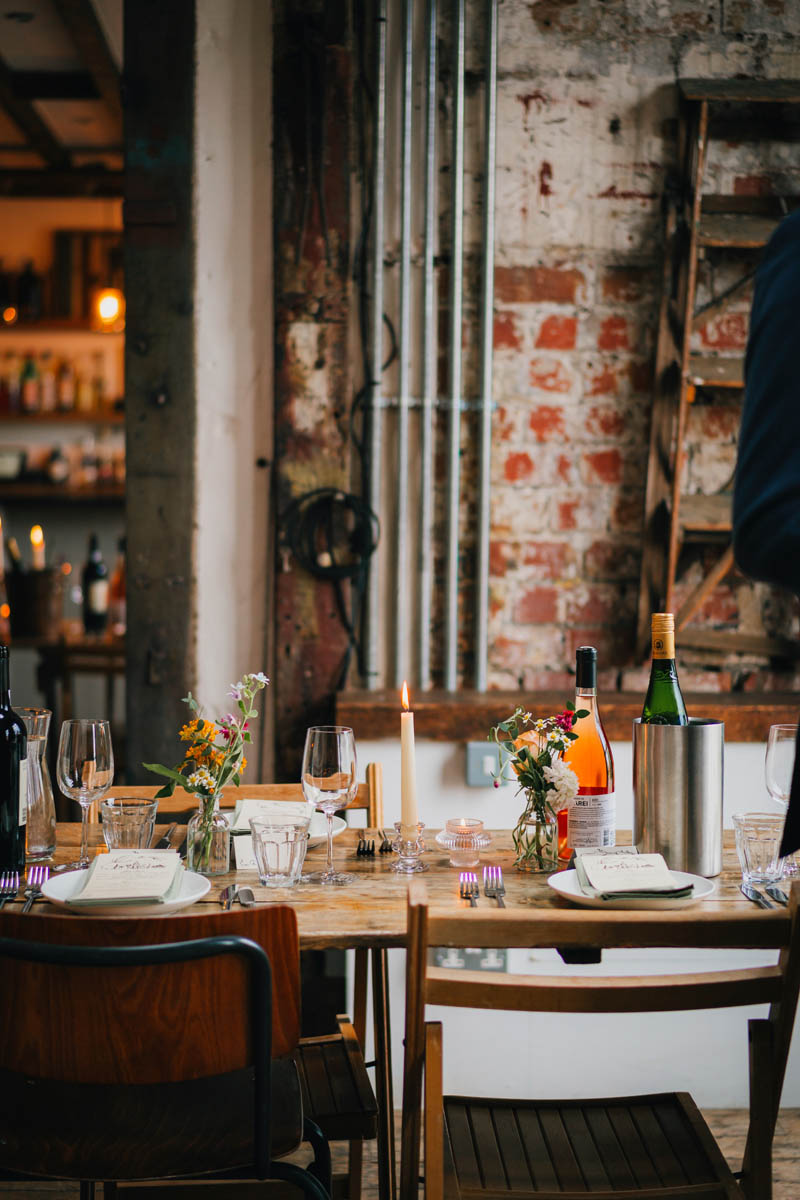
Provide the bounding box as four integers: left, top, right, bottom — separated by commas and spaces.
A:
574, 847, 694, 900
71, 849, 184, 906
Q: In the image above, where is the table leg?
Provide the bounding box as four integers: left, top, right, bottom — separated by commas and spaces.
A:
371, 946, 396, 1200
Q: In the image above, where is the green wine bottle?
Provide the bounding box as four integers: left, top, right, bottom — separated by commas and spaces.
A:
641, 612, 688, 725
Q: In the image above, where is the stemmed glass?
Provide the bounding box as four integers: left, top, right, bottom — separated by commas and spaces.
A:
302, 725, 357, 886
56, 719, 114, 871
764, 723, 798, 877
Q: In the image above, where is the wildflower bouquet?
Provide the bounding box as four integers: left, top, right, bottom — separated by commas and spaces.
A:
489, 702, 586, 870
143, 671, 268, 872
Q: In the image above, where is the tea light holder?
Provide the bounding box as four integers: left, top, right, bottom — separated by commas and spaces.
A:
435, 818, 491, 868
392, 821, 428, 873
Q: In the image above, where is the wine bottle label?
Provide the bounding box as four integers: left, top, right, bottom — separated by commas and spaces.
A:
566, 793, 615, 849
651, 629, 675, 659
18, 756, 28, 826
88, 579, 110, 614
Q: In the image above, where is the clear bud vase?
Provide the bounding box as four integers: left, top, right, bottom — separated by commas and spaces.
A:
513, 795, 558, 872
187, 795, 230, 875
19, 707, 56, 861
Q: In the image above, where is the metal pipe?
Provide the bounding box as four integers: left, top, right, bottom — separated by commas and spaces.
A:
394, 0, 414, 688
444, 0, 465, 692
474, 0, 498, 692
365, 0, 387, 690
418, 0, 437, 691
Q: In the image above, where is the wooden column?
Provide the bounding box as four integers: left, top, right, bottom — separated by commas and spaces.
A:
123, 0, 197, 777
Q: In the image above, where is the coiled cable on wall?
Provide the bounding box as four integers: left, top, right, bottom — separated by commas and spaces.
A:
280, 488, 380, 688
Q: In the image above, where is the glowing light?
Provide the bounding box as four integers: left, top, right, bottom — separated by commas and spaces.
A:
0, 604, 9, 620
401, 680, 410, 712
93, 287, 125, 329
2, 305, 17, 325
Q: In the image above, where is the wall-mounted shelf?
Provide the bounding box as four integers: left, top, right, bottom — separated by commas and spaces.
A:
0, 483, 124, 504
0, 321, 123, 334
0, 409, 124, 425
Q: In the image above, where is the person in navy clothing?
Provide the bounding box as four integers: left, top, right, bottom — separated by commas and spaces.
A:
733, 206, 800, 857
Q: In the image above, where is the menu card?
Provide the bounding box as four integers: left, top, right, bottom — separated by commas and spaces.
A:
574, 847, 693, 900
71, 849, 184, 906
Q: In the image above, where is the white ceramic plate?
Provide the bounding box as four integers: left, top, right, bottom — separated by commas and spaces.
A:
41, 869, 211, 916
547, 868, 715, 910
307, 814, 347, 849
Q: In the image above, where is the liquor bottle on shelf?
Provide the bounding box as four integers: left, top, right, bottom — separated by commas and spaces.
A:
560, 645, 615, 860
16, 260, 42, 323
641, 612, 688, 725
57, 357, 75, 411
81, 533, 110, 635
91, 350, 108, 409
39, 351, 56, 412
4, 351, 20, 413
5, 537, 22, 573
20, 352, 39, 412
0, 644, 28, 873
109, 535, 126, 634
76, 356, 95, 413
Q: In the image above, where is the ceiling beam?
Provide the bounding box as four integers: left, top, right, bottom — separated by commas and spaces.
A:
51, 0, 123, 131
0, 168, 123, 197
0, 53, 70, 169
11, 70, 100, 101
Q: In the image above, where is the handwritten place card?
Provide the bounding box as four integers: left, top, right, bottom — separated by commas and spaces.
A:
72, 849, 184, 906
576, 850, 693, 900
231, 799, 313, 834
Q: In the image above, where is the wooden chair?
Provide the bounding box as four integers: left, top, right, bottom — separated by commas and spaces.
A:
400, 879, 800, 1200
0, 906, 330, 1198
87, 764, 385, 1200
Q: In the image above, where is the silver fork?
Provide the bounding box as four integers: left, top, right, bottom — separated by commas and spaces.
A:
483, 865, 506, 908
0, 871, 19, 909
459, 871, 479, 907
22, 865, 49, 913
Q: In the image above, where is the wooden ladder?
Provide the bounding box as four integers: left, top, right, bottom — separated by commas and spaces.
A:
636, 77, 800, 661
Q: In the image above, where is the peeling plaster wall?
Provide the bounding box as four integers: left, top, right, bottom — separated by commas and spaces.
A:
195, 0, 272, 751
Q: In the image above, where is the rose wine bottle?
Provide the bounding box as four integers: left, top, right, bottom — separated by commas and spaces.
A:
641, 612, 688, 725
559, 645, 615, 860
0, 644, 27, 872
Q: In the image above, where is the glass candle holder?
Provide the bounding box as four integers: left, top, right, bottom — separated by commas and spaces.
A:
435, 818, 491, 868
392, 821, 428, 873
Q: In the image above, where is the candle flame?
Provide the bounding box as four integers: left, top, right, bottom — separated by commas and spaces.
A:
401, 680, 410, 712
30, 525, 44, 548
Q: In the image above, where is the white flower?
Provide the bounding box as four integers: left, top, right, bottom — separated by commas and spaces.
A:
543, 759, 579, 808
187, 766, 215, 792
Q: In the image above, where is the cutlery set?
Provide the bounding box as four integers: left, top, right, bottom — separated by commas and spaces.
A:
740, 882, 788, 908
458, 867, 506, 907
0, 866, 49, 910
220, 885, 256, 909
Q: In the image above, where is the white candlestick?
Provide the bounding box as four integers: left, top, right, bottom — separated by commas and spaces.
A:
30, 525, 45, 570
400, 709, 419, 835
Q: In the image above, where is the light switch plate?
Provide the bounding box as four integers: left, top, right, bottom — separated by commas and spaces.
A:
465, 741, 508, 787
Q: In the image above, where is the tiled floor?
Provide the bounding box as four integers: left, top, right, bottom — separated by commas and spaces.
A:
1, 1109, 798, 1196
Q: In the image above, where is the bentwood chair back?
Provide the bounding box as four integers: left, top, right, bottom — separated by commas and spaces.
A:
400, 879, 800, 1200
0, 907, 329, 1197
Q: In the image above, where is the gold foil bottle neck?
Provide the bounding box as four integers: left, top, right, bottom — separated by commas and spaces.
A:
650, 612, 675, 659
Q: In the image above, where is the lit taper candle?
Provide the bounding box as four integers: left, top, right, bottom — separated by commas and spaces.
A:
30, 524, 45, 570
400, 680, 419, 835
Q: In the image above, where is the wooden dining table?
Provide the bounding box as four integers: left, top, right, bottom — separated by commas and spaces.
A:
4, 822, 791, 1200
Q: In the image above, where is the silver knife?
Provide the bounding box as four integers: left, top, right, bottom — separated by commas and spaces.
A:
765, 884, 789, 906
219, 884, 233, 910
740, 882, 775, 909
154, 822, 178, 850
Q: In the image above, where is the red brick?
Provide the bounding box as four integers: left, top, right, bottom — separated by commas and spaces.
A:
698, 586, 739, 625
522, 669, 576, 692
698, 311, 748, 351
585, 404, 627, 438
536, 314, 577, 350
675, 670, 732, 692
597, 315, 629, 351
610, 490, 643, 533
522, 541, 572, 575
515, 585, 558, 623
495, 265, 585, 305
584, 538, 640, 579
495, 405, 516, 443
699, 406, 740, 440
564, 585, 622, 626
583, 448, 622, 485
601, 266, 654, 303
490, 540, 513, 577
494, 311, 522, 351
556, 454, 575, 484
587, 364, 618, 396
503, 451, 535, 483
529, 356, 572, 393
733, 175, 775, 197
492, 635, 531, 672
529, 403, 566, 441
558, 499, 579, 530
627, 358, 653, 393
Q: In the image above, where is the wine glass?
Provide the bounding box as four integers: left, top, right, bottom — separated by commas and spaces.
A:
56, 719, 114, 871
764, 723, 798, 877
302, 725, 357, 886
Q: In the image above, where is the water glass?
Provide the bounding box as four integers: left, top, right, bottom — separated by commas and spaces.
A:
250, 819, 309, 887
18, 707, 56, 861
733, 812, 785, 884
100, 796, 158, 850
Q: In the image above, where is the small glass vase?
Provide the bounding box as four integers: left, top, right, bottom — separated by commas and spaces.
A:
512, 800, 559, 872
186, 796, 230, 875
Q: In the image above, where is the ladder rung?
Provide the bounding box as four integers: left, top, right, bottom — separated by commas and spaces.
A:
679, 493, 732, 536
679, 78, 800, 104
678, 628, 800, 659
687, 355, 744, 389
697, 213, 779, 248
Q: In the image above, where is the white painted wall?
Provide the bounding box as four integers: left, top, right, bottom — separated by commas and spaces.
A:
194, 0, 273, 758
350, 736, 800, 1107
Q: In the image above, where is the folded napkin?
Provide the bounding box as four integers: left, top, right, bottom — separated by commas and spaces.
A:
231, 798, 313, 836
71, 849, 184, 907
574, 848, 694, 900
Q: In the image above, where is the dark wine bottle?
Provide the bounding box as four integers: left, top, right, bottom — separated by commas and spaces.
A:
641, 612, 688, 725
0, 644, 28, 872
82, 533, 110, 635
